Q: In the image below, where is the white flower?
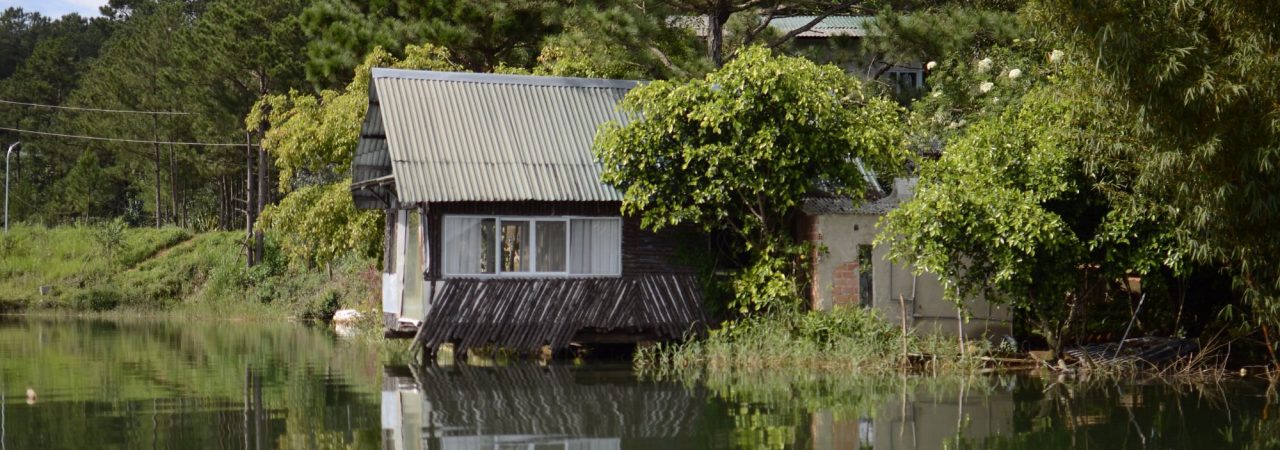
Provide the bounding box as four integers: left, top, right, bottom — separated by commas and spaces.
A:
926, 61, 938, 70
931, 90, 942, 98
979, 81, 994, 93
976, 58, 993, 73
1007, 68, 1023, 80
1049, 49, 1065, 64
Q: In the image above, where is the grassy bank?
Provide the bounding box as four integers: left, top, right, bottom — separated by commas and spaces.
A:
635, 306, 993, 377
0, 224, 379, 319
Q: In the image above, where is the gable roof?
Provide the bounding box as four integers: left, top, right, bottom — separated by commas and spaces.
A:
351, 69, 638, 207
674, 15, 872, 38
769, 15, 872, 37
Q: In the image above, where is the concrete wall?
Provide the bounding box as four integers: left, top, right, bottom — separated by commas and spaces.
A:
808, 211, 1012, 339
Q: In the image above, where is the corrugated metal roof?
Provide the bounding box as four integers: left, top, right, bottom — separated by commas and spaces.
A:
769, 15, 872, 37
364, 68, 637, 204
351, 82, 395, 209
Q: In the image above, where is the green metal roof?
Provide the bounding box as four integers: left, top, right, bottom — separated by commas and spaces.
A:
769, 15, 872, 37
352, 69, 638, 205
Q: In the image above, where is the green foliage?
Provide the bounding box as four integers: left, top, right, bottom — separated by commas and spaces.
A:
864, 3, 1026, 69
91, 217, 128, 271
296, 288, 342, 321
0, 223, 189, 306
300, 0, 558, 84
636, 306, 983, 374
1037, 0, 1280, 349
597, 46, 906, 312
257, 181, 381, 268
881, 47, 1183, 351
0, 225, 378, 315
533, 5, 707, 80
250, 44, 457, 268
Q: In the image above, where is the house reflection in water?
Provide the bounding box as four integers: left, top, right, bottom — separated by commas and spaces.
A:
380, 365, 708, 450
810, 382, 1015, 450
381, 364, 1016, 450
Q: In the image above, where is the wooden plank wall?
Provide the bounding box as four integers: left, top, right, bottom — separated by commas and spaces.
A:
418, 274, 708, 353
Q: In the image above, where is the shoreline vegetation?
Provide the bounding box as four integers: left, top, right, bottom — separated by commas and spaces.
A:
634, 306, 1280, 383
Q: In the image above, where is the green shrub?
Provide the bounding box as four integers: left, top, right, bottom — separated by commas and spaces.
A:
295, 289, 341, 321
69, 288, 122, 312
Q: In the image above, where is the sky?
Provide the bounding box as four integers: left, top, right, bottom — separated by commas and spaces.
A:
3, 0, 108, 18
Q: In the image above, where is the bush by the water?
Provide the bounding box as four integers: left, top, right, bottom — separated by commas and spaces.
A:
636, 306, 988, 375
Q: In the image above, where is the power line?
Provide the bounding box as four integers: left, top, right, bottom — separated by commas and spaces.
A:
0, 126, 248, 147
0, 99, 193, 116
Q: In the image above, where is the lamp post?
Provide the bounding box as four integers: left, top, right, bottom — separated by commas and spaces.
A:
5, 141, 20, 236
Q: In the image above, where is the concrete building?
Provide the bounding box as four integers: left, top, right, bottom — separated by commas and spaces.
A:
802, 177, 1012, 338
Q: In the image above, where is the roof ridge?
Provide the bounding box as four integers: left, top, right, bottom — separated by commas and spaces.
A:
371, 68, 641, 90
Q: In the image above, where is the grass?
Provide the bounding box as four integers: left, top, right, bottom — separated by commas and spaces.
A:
0, 223, 380, 320
635, 306, 995, 377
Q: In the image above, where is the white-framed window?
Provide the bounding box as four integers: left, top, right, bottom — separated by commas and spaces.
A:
442, 215, 622, 277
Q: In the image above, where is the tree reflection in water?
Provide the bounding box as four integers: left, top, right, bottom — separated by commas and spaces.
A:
385, 365, 1279, 450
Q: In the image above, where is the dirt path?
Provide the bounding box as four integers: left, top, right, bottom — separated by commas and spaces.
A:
124, 235, 197, 271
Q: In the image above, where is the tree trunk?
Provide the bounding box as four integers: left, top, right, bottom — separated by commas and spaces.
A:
255, 141, 266, 263
706, 6, 731, 67
245, 131, 256, 267
169, 143, 178, 226
153, 115, 162, 228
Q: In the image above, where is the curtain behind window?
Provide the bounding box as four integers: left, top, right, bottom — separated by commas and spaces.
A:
443, 217, 495, 274
570, 218, 621, 275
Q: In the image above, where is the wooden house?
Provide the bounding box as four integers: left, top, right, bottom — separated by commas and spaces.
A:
349, 69, 707, 353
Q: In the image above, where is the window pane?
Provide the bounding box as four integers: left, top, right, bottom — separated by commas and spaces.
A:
536, 221, 566, 272
442, 217, 495, 275
570, 218, 621, 275
501, 220, 530, 272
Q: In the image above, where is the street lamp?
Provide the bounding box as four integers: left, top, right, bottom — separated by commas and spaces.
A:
5, 141, 20, 236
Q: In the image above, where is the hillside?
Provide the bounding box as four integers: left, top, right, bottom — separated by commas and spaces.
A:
0, 224, 379, 319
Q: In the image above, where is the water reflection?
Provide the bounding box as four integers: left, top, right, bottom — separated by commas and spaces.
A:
2, 316, 1275, 450
384, 367, 1279, 450
381, 364, 710, 450
0, 316, 383, 450
380, 365, 1025, 450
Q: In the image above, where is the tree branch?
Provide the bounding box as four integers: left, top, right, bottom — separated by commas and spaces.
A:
740, 3, 781, 47
767, 1, 866, 49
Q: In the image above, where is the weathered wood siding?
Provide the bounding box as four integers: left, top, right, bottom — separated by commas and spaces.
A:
419, 275, 706, 352
413, 201, 707, 352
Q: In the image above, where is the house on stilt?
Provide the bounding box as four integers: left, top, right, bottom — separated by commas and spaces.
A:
349, 69, 708, 353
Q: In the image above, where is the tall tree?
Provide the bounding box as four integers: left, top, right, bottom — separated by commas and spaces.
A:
664, 0, 873, 66
250, 44, 460, 268
595, 46, 906, 312
299, 0, 563, 86
1038, 0, 1280, 367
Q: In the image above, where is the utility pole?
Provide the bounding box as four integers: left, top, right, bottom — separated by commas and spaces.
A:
5, 141, 21, 236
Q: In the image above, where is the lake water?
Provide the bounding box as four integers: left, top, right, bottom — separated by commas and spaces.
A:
0, 316, 1275, 449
